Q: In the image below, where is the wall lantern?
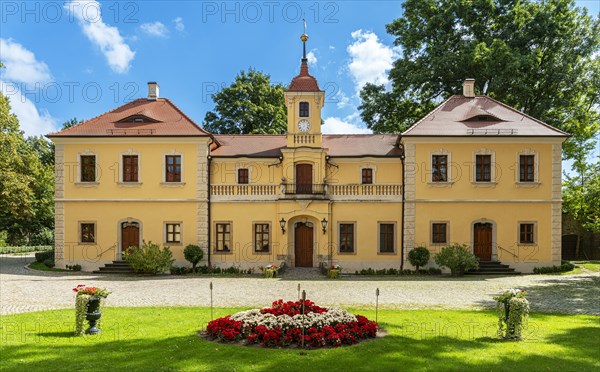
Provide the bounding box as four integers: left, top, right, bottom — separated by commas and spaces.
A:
280, 218, 287, 234
321, 218, 328, 234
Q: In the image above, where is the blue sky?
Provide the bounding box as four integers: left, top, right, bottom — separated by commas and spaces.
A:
0, 0, 598, 138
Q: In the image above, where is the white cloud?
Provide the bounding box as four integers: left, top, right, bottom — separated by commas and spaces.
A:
322, 116, 372, 134
174, 17, 185, 32
307, 50, 317, 66
0, 39, 52, 85
64, 0, 135, 74
140, 21, 169, 38
334, 90, 350, 109
0, 82, 57, 136
329, 45, 336, 51
347, 29, 394, 92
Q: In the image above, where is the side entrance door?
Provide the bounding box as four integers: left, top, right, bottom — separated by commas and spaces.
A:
295, 164, 313, 194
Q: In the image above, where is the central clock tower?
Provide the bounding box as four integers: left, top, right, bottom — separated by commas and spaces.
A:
285, 32, 325, 148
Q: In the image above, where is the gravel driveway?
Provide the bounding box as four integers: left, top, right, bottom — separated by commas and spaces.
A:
1, 254, 598, 315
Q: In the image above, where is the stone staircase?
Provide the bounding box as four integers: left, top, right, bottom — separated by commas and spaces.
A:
93, 260, 134, 274
466, 261, 521, 275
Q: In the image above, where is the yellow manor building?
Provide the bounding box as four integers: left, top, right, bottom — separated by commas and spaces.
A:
48, 37, 568, 274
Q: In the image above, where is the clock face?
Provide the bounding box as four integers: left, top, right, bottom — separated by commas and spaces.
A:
298, 119, 311, 132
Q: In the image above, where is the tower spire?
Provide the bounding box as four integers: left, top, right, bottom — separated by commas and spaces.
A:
301, 19, 308, 63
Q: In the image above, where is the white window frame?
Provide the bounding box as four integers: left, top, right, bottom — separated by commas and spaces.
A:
214, 221, 233, 253
252, 221, 272, 254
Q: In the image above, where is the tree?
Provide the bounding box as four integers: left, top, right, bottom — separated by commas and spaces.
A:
62, 117, 82, 130
359, 0, 600, 162
183, 244, 204, 272
0, 70, 54, 245
203, 69, 287, 134
562, 161, 600, 256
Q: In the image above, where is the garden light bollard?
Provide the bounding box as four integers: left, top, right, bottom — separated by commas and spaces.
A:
375, 288, 380, 325
297, 283, 301, 300
301, 290, 306, 350
210, 281, 213, 321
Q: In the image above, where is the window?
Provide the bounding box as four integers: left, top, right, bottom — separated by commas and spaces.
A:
165, 155, 182, 182
238, 168, 249, 184
519, 223, 535, 244
165, 223, 181, 244
432, 155, 448, 182
519, 155, 535, 182
432, 223, 447, 244
80, 155, 96, 182
216, 223, 231, 252
339, 224, 355, 253
379, 223, 395, 253
299, 102, 309, 117
361, 168, 373, 184
475, 154, 491, 182
123, 155, 139, 182
80, 223, 95, 243
254, 223, 270, 252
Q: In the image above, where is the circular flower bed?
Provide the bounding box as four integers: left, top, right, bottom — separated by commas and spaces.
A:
206, 299, 378, 348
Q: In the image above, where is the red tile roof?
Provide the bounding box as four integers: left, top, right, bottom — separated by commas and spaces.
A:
288, 61, 321, 92
403, 95, 569, 137
211, 134, 402, 157
48, 98, 210, 137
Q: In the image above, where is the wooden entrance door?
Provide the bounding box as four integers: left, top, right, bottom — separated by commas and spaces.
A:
121, 222, 140, 253
474, 223, 492, 261
296, 164, 312, 194
294, 222, 313, 267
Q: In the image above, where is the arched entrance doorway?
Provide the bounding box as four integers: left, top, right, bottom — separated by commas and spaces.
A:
294, 221, 314, 267
120, 220, 141, 257
473, 222, 493, 261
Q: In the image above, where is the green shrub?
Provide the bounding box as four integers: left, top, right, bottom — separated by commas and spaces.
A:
0, 231, 8, 247
183, 244, 204, 272
66, 264, 82, 271
533, 261, 575, 274
123, 241, 175, 274
0, 246, 53, 254
427, 267, 442, 275
408, 247, 430, 271
170, 266, 190, 275
43, 258, 55, 268
29, 227, 54, 246
434, 244, 479, 276
35, 249, 54, 263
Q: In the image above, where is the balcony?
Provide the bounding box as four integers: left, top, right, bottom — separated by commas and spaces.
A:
210, 183, 402, 201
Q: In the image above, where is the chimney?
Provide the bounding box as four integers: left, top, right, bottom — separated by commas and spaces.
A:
147, 82, 160, 100
462, 79, 475, 98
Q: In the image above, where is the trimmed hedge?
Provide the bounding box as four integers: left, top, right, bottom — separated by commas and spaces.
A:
533, 262, 575, 274
0, 246, 53, 254
35, 249, 55, 263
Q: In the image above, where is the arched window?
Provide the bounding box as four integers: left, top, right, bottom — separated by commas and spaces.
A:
299, 102, 309, 117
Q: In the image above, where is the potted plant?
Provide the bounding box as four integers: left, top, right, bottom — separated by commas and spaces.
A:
408, 246, 430, 272
263, 264, 279, 278
494, 288, 529, 340
327, 265, 341, 279
73, 284, 111, 335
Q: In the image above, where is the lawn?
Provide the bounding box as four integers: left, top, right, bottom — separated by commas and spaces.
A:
27, 261, 70, 272
1, 308, 598, 371
579, 261, 600, 272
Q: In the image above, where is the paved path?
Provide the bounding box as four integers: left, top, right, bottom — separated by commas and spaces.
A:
1, 254, 598, 315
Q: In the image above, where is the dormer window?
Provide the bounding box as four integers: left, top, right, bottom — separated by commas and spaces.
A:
117, 115, 160, 124
299, 102, 309, 117
463, 114, 502, 122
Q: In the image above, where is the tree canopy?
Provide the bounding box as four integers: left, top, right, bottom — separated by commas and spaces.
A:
359, 0, 599, 163
202, 69, 287, 134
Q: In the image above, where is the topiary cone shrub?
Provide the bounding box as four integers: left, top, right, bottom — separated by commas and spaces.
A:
434, 244, 479, 276
408, 247, 430, 272
184, 244, 204, 273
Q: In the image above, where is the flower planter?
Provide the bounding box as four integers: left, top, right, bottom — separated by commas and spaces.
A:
85, 297, 102, 335
494, 289, 529, 340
